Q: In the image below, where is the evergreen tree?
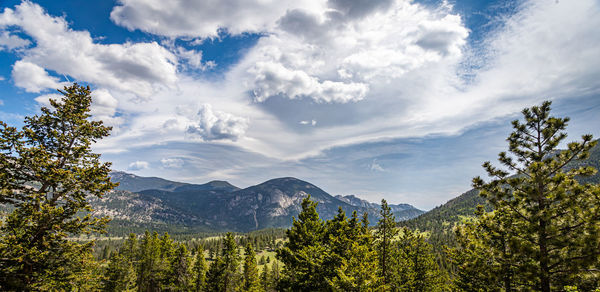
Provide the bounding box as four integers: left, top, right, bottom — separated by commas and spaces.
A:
103, 251, 137, 292
260, 264, 271, 292
169, 244, 193, 291
270, 259, 280, 288
277, 195, 328, 291
193, 246, 207, 292
222, 232, 241, 292
242, 242, 260, 291
469, 101, 600, 291
375, 199, 399, 288
0, 84, 116, 290
393, 228, 447, 291
259, 255, 266, 265
450, 206, 522, 291
206, 257, 226, 292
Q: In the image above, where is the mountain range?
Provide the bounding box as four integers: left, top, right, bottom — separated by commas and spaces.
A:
93, 173, 424, 234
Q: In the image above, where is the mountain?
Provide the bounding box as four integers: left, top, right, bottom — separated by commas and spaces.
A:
140, 177, 367, 231
400, 139, 600, 238
109, 171, 239, 193
335, 195, 425, 221
94, 174, 423, 233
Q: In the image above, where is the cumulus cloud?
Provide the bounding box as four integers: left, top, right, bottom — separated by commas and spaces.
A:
236, 0, 468, 103
161, 158, 184, 168
12, 61, 66, 93
249, 62, 368, 103
186, 104, 249, 141
175, 46, 216, 71
110, 0, 324, 38
0, 31, 30, 50
0, 1, 178, 98
127, 160, 149, 171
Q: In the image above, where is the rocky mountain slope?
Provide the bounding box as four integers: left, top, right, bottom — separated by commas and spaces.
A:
335, 195, 424, 220
99, 175, 424, 233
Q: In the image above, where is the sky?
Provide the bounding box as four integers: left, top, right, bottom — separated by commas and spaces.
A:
0, 0, 599, 210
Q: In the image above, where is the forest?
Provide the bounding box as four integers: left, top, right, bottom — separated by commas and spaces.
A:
0, 84, 599, 291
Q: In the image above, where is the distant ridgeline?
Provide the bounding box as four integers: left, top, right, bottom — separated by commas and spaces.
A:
93, 172, 424, 235
399, 139, 600, 248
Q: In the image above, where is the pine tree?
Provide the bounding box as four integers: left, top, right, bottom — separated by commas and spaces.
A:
450, 206, 522, 291
206, 256, 226, 292
260, 264, 271, 292
242, 242, 260, 291
393, 228, 447, 291
193, 246, 207, 292
103, 251, 137, 291
470, 101, 600, 291
375, 199, 399, 288
277, 195, 328, 291
0, 84, 116, 290
222, 232, 241, 292
169, 244, 193, 291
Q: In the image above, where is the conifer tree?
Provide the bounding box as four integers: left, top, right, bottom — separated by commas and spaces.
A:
169, 244, 193, 291
260, 264, 271, 292
375, 199, 399, 287
270, 259, 280, 288
277, 195, 328, 291
206, 256, 226, 292
0, 84, 116, 290
137, 231, 160, 291
450, 206, 522, 291
193, 246, 207, 292
393, 228, 447, 291
242, 242, 260, 291
470, 101, 600, 291
222, 232, 241, 292
103, 252, 137, 291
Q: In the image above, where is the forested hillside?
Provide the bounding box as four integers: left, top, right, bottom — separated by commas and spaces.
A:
400, 139, 600, 249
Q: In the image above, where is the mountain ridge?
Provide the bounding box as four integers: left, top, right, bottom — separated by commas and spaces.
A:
101, 173, 424, 233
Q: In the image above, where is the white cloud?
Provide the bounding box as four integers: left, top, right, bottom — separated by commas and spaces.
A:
110, 0, 325, 38
90, 88, 118, 117
0, 1, 178, 98
127, 160, 149, 171
175, 46, 216, 71
12, 60, 66, 92
369, 160, 385, 172
161, 158, 184, 168
33, 93, 61, 108
0, 31, 30, 50
249, 61, 368, 103
186, 104, 249, 141
3, 0, 598, 190
300, 120, 317, 126
235, 0, 468, 103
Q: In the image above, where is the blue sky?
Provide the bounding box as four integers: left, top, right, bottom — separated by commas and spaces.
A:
1, 0, 599, 209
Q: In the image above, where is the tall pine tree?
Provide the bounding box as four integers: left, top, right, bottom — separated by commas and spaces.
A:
242, 242, 260, 291
469, 101, 600, 291
375, 199, 399, 288
0, 84, 116, 290
277, 195, 328, 291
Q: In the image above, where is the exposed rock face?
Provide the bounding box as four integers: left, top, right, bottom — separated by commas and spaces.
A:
94, 173, 424, 233
335, 194, 424, 221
